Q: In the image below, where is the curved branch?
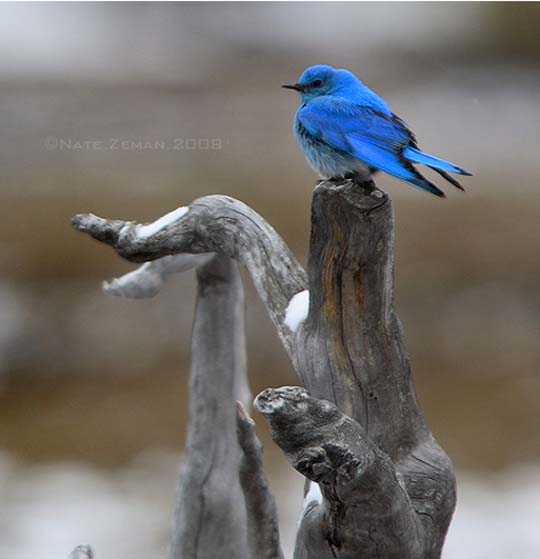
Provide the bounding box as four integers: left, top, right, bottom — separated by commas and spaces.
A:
72, 195, 307, 356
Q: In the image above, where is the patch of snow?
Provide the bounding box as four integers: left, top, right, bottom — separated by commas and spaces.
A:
0, 449, 178, 559
442, 466, 540, 559
284, 290, 309, 332
137, 206, 189, 239
302, 482, 322, 513
1, 450, 538, 559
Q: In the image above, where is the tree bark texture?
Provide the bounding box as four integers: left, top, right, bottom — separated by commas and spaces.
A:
72, 179, 456, 558
294, 181, 456, 558
169, 255, 250, 559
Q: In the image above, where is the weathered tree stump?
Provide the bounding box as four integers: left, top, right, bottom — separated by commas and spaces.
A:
72, 179, 456, 558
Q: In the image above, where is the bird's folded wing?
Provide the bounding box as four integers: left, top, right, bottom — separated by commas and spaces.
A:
298, 98, 417, 181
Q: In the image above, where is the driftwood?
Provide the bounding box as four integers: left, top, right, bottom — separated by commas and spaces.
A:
72, 179, 456, 558
169, 255, 251, 559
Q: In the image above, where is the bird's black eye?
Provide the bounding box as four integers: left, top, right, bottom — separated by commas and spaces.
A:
312, 79, 323, 87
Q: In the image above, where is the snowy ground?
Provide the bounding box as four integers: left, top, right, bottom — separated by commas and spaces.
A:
0, 450, 538, 559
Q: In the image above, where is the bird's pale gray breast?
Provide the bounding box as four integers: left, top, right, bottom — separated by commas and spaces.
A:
293, 117, 372, 180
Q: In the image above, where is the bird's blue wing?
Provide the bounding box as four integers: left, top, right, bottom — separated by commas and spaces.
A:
297, 97, 416, 181
298, 97, 469, 196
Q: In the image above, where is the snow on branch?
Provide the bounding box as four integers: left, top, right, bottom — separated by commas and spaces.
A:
284, 289, 309, 332
72, 195, 307, 357
72, 178, 457, 559
255, 386, 423, 558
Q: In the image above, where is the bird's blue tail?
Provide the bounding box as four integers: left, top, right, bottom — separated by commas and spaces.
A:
403, 168, 446, 198
403, 146, 471, 193
403, 146, 471, 176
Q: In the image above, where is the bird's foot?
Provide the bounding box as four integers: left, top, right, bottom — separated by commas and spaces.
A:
343, 174, 387, 201
318, 176, 384, 200
344, 174, 376, 194
322, 176, 345, 185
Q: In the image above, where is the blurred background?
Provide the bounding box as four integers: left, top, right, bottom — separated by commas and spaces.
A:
0, 2, 539, 558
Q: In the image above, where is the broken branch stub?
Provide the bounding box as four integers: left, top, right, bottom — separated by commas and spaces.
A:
103, 253, 214, 299
254, 386, 423, 559
236, 401, 284, 559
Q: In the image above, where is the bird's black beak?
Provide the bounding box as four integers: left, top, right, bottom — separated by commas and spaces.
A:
282, 83, 304, 92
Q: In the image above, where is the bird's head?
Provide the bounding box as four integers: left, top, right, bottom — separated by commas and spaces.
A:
282, 64, 359, 102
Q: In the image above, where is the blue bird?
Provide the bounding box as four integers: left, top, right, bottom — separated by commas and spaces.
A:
283, 65, 471, 197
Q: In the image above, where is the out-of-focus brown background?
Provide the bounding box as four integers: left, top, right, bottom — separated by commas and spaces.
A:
0, 3, 539, 558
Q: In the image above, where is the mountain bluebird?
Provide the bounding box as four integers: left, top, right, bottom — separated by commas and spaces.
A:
283, 65, 471, 197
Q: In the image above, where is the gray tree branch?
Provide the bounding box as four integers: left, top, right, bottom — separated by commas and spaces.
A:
293, 180, 456, 558
236, 401, 284, 559
254, 386, 423, 559
103, 253, 214, 299
71, 179, 456, 559
72, 195, 307, 357
169, 255, 250, 559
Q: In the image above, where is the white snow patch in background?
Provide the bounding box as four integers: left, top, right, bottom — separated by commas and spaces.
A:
301, 481, 322, 513
442, 466, 540, 559
0, 453, 538, 559
284, 290, 309, 332
0, 450, 176, 559
137, 206, 189, 239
